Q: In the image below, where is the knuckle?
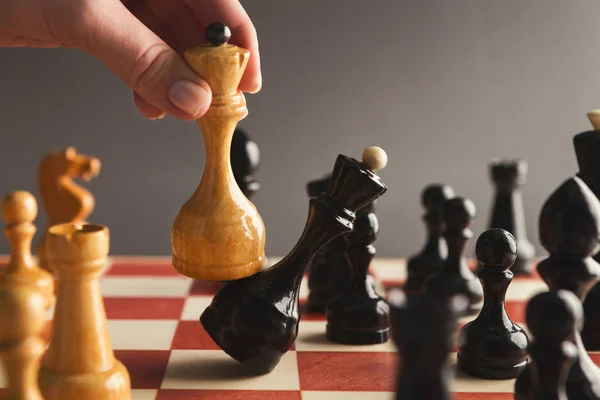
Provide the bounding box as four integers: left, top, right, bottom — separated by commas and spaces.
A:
129, 44, 173, 97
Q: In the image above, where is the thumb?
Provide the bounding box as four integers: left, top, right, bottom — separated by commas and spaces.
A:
73, 1, 211, 120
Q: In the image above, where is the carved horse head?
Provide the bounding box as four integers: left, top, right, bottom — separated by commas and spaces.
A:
38, 147, 101, 225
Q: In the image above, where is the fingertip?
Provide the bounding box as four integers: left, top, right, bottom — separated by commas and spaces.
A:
239, 55, 262, 94
134, 92, 167, 120
167, 78, 212, 119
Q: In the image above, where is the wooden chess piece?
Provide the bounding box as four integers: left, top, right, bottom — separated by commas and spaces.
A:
424, 197, 484, 316
38, 223, 131, 400
305, 174, 352, 312
404, 184, 455, 293
574, 110, 600, 349
326, 200, 391, 344
457, 229, 529, 379
171, 22, 266, 281
0, 284, 46, 400
1, 191, 54, 309
487, 159, 535, 275
200, 147, 388, 374
390, 288, 465, 400
515, 290, 580, 400
515, 176, 600, 400
37, 147, 101, 270
230, 127, 271, 269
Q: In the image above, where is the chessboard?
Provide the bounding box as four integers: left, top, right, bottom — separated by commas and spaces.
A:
0, 255, 572, 400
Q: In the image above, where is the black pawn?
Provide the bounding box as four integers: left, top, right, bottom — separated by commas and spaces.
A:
487, 159, 535, 275
231, 128, 269, 269
457, 228, 528, 379
200, 153, 388, 374
404, 184, 455, 293
424, 197, 483, 316
515, 290, 581, 400
390, 289, 463, 400
326, 201, 390, 344
305, 174, 352, 313
231, 127, 260, 200
573, 124, 600, 349
516, 176, 600, 400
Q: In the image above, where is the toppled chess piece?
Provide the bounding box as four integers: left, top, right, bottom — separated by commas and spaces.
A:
305, 174, 353, 312
457, 229, 528, 379
326, 200, 391, 344
405, 184, 455, 293
200, 146, 388, 374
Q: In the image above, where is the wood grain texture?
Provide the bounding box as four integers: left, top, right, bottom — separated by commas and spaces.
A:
38, 223, 130, 400
171, 25, 266, 281
0, 284, 46, 400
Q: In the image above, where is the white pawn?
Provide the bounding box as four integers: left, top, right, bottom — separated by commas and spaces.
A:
1, 191, 54, 309
0, 283, 46, 400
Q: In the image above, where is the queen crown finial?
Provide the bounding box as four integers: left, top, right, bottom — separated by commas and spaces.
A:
206, 23, 231, 46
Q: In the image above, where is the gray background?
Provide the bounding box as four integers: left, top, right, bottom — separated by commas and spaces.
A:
0, 0, 598, 258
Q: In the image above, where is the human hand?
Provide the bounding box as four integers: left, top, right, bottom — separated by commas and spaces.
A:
0, 0, 261, 120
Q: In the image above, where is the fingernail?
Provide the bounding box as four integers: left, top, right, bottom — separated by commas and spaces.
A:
167, 79, 211, 117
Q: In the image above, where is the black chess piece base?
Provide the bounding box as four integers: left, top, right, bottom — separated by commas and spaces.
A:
200, 285, 297, 375
326, 326, 390, 345
326, 274, 391, 345
457, 351, 527, 380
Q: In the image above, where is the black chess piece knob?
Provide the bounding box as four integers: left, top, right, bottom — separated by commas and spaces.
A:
205, 22, 231, 46
517, 176, 600, 400
200, 148, 388, 374
325, 200, 390, 344
405, 184, 455, 293
514, 290, 580, 400
424, 197, 483, 316
457, 228, 528, 379
488, 159, 535, 275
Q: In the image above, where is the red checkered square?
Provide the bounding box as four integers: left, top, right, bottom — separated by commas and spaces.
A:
115, 350, 171, 389
104, 297, 185, 319
188, 280, 223, 295
297, 351, 397, 391
156, 389, 302, 399
171, 321, 220, 350
106, 259, 179, 276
